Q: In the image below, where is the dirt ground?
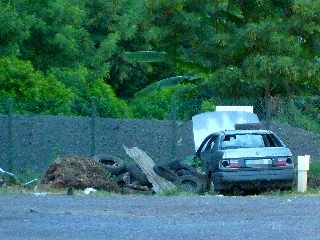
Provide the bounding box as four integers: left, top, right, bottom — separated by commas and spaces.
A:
0, 194, 320, 240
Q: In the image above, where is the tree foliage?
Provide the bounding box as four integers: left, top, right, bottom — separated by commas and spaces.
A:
0, 0, 319, 119
0, 56, 73, 114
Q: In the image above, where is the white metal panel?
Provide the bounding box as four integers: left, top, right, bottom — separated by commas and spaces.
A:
216, 106, 254, 113
192, 111, 260, 150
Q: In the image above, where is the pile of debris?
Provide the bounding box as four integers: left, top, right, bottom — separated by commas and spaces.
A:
41, 148, 207, 194
41, 155, 120, 192
93, 153, 153, 193
41, 154, 155, 194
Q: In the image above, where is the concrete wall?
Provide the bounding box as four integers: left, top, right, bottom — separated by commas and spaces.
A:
0, 115, 195, 172
0, 114, 319, 173
269, 123, 320, 161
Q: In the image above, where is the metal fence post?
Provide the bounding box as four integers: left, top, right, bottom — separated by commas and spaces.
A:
6, 98, 14, 171
265, 95, 271, 129
170, 95, 177, 162
287, 97, 295, 124
90, 98, 97, 157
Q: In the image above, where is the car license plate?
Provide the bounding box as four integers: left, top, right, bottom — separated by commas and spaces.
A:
246, 159, 272, 166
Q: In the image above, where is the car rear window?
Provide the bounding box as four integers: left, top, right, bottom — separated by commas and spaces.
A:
221, 134, 283, 149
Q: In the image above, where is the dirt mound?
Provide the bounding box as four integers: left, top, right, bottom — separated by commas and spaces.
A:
41, 155, 119, 192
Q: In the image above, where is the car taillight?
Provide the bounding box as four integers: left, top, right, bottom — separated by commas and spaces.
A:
275, 157, 292, 167
221, 159, 240, 169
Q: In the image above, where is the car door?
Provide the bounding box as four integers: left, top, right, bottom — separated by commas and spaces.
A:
199, 134, 221, 174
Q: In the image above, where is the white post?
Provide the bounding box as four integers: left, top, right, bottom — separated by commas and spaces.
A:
297, 155, 310, 193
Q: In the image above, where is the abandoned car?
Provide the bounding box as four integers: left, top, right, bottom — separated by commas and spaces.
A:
196, 130, 294, 192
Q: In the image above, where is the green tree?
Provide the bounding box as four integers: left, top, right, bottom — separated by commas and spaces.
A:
1, 0, 320, 120
49, 66, 131, 118
0, 56, 74, 114
20, 0, 94, 71
0, 1, 33, 56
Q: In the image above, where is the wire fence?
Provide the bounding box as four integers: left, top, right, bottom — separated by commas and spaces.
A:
0, 96, 319, 176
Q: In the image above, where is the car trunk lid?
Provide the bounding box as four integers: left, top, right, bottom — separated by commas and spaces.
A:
222, 147, 292, 169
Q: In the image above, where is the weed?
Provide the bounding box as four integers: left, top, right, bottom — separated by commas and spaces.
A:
308, 161, 320, 188
159, 187, 198, 196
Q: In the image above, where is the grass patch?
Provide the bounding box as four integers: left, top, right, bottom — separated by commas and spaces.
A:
17, 171, 42, 184
264, 161, 320, 196
266, 188, 320, 197
0, 185, 26, 194
309, 161, 320, 176
308, 161, 320, 188
159, 187, 198, 196
91, 190, 113, 197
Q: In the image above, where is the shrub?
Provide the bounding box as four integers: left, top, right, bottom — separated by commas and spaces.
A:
50, 66, 132, 118
130, 83, 201, 120
0, 56, 74, 114
89, 79, 132, 118
130, 86, 176, 120
308, 161, 320, 188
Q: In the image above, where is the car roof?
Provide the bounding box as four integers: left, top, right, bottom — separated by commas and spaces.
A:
215, 130, 273, 135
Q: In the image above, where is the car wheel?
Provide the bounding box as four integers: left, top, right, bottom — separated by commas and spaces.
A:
93, 154, 126, 175
175, 175, 206, 194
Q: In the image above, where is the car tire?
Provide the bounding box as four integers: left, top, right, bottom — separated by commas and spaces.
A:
166, 161, 198, 176
153, 166, 178, 182
115, 172, 131, 186
93, 154, 126, 175
175, 168, 194, 177
127, 163, 151, 187
175, 175, 206, 194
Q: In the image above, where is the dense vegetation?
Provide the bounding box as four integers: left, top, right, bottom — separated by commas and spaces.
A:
0, 0, 319, 121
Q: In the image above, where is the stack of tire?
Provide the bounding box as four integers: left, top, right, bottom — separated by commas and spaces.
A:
94, 154, 207, 194
93, 154, 152, 194
153, 161, 207, 194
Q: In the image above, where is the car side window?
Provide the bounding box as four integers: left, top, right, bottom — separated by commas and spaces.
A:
266, 134, 283, 147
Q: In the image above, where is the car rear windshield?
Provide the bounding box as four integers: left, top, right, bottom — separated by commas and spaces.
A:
221, 133, 283, 149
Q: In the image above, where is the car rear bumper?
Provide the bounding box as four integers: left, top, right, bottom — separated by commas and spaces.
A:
213, 169, 295, 191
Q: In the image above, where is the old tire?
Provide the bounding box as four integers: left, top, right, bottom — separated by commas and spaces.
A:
175, 175, 206, 194
153, 166, 178, 182
166, 161, 198, 177
174, 167, 196, 177
115, 172, 131, 187
127, 164, 151, 187
93, 154, 126, 175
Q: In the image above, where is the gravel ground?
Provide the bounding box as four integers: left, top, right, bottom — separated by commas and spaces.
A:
0, 194, 320, 240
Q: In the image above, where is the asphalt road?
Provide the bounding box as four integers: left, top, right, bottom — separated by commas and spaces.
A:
0, 194, 320, 240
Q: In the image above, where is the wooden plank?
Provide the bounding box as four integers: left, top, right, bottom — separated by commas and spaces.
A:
123, 146, 176, 193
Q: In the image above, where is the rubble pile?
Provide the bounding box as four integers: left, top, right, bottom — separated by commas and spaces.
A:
40, 153, 206, 194
41, 156, 120, 192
